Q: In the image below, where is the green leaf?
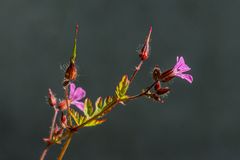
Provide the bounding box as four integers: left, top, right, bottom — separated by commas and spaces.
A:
105, 96, 113, 105
115, 75, 130, 99
84, 98, 94, 117
84, 119, 107, 127
69, 108, 85, 126
95, 97, 103, 109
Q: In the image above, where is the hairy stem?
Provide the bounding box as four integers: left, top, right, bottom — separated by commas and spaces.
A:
40, 144, 50, 160
40, 107, 59, 160
57, 133, 73, 160
64, 85, 70, 113
129, 60, 143, 84
50, 108, 59, 139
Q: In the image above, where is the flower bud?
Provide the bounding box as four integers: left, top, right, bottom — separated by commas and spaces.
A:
154, 81, 161, 91
156, 87, 170, 95
139, 26, 152, 61
151, 93, 161, 102
152, 65, 161, 81
48, 89, 57, 107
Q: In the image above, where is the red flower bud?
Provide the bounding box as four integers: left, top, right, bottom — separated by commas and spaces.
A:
156, 87, 170, 95
139, 26, 152, 61
152, 65, 161, 81
154, 81, 161, 91
48, 89, 57, 107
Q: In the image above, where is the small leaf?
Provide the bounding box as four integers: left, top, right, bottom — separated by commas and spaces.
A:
95, 97, 103, 109
115, 75, 130, 99
84, 119, 107, 127
105, 96, 113, 104
84, 98, 94, 117
69, 108, 85, 126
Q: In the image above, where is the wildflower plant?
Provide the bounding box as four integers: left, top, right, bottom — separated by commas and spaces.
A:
39, 25, 193, 160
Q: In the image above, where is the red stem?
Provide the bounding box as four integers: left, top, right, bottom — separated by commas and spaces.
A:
129, 60, 143, 84
40, 107, 59, 160
50, 108, 59, 139
40, 144, 50, 160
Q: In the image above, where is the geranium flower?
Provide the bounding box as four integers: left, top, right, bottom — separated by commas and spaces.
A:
58, 83, 86, 111
160, 56, 193, 83
172, 56, 193, 83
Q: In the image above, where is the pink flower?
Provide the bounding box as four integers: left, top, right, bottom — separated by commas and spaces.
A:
160, 56, 193, 83
172, 56, 193, 83
58, 83, 86, 111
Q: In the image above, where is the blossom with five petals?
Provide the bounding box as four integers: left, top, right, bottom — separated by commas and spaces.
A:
58, 83, 86, 111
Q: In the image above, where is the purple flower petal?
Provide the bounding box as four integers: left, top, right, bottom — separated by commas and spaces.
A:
174, 56, 191, 73
72, 87, 86, 101
72, 101, 84, 111
174, 56, 184, 69
176, 73, 193, 83
69, 83, 76, 99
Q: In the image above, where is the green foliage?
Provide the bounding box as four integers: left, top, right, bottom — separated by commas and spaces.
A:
84, 98, 94, 117
115, 75, 130, 99
84, 119, 107, 127
95, 97, 103, 110
69, 108, 85, 126
69, 95, 118, 128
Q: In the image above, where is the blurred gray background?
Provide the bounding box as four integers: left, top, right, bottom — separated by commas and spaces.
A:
1, 0, 240, 160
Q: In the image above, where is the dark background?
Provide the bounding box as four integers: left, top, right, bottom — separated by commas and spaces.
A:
1, 0, 240, 159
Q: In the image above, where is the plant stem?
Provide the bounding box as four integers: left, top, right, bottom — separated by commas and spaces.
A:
54, 80, 157, 159
50, 108, 59, 139
128, 80, 158, 100
64, 85, 70, 113
129, 60, 143, 84
40, 107, 59, 160
40, 144, 50, 160
57, 133, 73, 160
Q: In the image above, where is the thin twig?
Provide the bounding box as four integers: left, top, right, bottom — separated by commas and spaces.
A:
128, 80, 158, 100
50, 108, 59, 139
40, 107, 59, 160
40, 144, 50, 160
129, 60, 143, 84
